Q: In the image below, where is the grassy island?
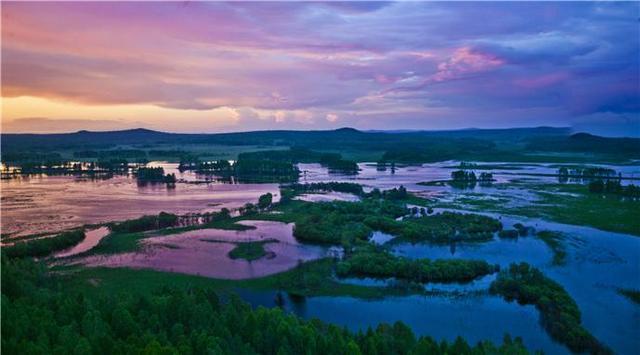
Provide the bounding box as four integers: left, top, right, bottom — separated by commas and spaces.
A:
228, 240, 278, 261
337, 249, 498, 284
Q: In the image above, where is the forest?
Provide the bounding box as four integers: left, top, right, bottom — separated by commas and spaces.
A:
1, 255, 532, 355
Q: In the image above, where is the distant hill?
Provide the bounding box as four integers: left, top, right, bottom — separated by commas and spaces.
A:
2, 126, 637, 161
526, 132, 640, 156
1, 126, 566, 149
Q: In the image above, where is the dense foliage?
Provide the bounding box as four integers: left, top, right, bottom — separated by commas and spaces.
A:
449, 170, 493, 188
319, 155, 359, 174
337, 250, 498, 283
292, 199, 407, 245
3, 230, 86, 258
617, 288, 640, 305
490, 263, 610, 354
233, 159, 300, 182
396, 212, 502, 243
258, 193, 274, 209
1, 256, 531, 355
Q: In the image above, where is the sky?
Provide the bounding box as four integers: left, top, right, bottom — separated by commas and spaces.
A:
1, 1, 639, 136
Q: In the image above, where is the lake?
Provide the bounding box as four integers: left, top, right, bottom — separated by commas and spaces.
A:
2, 160, 639, 353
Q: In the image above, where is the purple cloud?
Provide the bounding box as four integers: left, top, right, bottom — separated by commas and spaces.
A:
1, 1, 638, 135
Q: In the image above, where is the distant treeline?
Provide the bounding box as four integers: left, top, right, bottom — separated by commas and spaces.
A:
558, 166, 619, 179
588, 180, 640, 198
0, 153, 142, 176
74, 149, 147, 159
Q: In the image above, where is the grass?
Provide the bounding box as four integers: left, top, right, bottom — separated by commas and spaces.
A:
227, 239, 277, 261
529, 184, 640, 236
59, 258, 420, 300
535, 231, 567, 266
618, 288, 640, 305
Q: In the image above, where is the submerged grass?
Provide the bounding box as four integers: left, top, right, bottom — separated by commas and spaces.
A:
530, 184, 640, 236
618, 288, 640, 305
60, 258, 419, 300
535, 231, 567, 266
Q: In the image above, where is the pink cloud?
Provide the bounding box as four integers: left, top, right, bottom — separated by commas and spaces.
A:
432, 47, 504, 82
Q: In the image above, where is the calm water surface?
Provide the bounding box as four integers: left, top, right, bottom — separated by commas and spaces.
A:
1, 166, 278, 236
3, 161, 639, 353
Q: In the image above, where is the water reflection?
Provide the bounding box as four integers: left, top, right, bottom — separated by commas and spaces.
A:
73, 221, 327, 279
1, 165, 279, 237
235, 288, 567, 354
390, 209, 640, 355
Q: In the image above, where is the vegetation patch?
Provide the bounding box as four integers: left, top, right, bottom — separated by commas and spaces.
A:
490, 263, 610, 354
3, 230, 85, 258
227, 239, 278, 261
394, 212, 502, 243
